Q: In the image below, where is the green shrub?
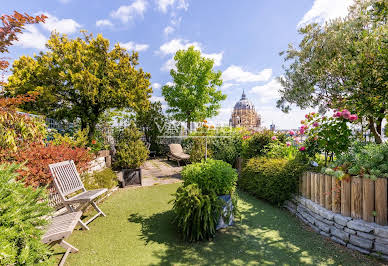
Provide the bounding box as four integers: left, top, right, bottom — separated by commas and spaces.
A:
181, 159, 238, 195
239, 157, 306, 205
188, 138, 213, 163
242, 130, 281, 159
171, 184, 222, 242
114, 121, 149, 169
83, 168, 118, 190
0, 163, 53, 265
209, 128, 243, 165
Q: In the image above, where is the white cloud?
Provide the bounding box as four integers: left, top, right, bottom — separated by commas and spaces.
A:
165, 81, 174, 86
158, 39, 201, 55
156, 0, 189, 13
221, 83, 239, 90
96, 19, 113, 27
164, 26, 174, 36
158, 39, 223, 71
15, 25, 47, 50
250, 78, 282, 104
152, 82, 161, 89
298, 0, 353, 27
41, 12, 81, 34
111, 0, 147, 23
222, 65, 272, 83
120, 41, 149, 52
150, 96, 166, 104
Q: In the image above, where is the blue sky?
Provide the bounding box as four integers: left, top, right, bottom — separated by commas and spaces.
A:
2, 0, 353, 129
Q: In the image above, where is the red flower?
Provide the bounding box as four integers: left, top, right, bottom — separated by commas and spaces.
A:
91, 139, 97, 145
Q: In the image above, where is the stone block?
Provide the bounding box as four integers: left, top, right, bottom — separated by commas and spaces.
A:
334, 214, 351, 226
349, 235, 373, 249
331, 227, 350, 242
347, 243, 371, 255
296, 213, 308, 225
285, 205, 296, 214
334, 223, 344, 229
320, 231, 330, 238
374, 225, 388, 238
303, 212, 316, 225
321, 218, 334, 226
374, 243, 388, 255
375, 237, 388, 245
356, 231, 375, 240
331, 236, 347, 246
344, 228, 356, 235
318, 208, 334, 221
316, 220, 330, 233
310, 223, 320, 233
347, 220, 374, 233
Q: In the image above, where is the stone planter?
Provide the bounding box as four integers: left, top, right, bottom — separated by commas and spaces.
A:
97, 150, 110, 158
216, 194, 234, 230
118, 168, 142, 188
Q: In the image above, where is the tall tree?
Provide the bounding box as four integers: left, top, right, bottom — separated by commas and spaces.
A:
135, 101, 167, 154
162, 46, 225, 131
277, 0, 387, 143
6, 31, 152, 139
0, 12, 46, 87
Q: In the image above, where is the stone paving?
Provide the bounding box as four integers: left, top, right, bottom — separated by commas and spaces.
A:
141, 158, 183, 186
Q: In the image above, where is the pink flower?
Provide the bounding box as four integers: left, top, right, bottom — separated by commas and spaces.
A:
341, 109, 351, 119
299, 129, 305, 135
313, 122, 319, 127
286, 142, 291, 147
299, 146, 306, 151
311, 112, 315, 115
305, 114, 309, 119
271, 136, 277, 141
289, 130, 295, 136
301, 120, 306, 124
334, 111, 341, 118
349, 114, 358, 121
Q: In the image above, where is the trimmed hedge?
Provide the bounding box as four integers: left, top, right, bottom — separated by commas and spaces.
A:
239, 157, 306, 205
242, 130, 286, 160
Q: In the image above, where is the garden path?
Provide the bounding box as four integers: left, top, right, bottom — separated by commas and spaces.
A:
141, 158, 183, 186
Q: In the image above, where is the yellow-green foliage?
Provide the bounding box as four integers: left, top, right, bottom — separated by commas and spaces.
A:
51, 129, 88, 148
82, 168, 118, 190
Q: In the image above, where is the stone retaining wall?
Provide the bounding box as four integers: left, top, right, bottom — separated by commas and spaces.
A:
285, 196, 388, 260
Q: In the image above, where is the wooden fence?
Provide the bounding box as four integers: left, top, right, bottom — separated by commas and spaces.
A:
299, 172, 388, 225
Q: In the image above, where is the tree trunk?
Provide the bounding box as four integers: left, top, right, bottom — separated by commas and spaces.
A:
368, 116, 383, 144
186, 120, 191, 135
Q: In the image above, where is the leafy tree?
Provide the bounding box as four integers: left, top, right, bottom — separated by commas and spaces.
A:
0, 12, 46, 86
278, 0, 387, 143
6, 31, 152, 139
162, 46, 225, 131
135, 101, 167, 154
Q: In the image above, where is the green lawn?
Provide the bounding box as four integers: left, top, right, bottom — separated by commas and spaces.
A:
58, 183, 380, 266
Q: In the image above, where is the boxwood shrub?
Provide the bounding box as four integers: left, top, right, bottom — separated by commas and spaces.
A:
239, 157, 306, 205
181, 159, 238, 196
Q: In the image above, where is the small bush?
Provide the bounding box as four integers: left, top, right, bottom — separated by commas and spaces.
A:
83, 168, 118, 190
242, 130, 280, 159
171, 184, 222, 242
114, 122, 149, 169
1, 143, 92, 187
239, 157, 306, 205
0, 163, 53, 265
50, 129, 89, 148
181, 159, 238, 196
209, 128, 243, 165
188, 138, 213, 163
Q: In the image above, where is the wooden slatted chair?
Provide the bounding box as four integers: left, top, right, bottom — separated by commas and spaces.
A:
42, 211, 82, 266
49, 160, 107, 230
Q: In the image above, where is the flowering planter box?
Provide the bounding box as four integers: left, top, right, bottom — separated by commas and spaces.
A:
216, 194, 234, 230
118, 168, 142, 188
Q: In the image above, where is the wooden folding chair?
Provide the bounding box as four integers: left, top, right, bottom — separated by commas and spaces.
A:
42, 211, 82, 266
49, 160, 107, 230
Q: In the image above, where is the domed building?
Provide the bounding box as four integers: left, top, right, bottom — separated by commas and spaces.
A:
229, 90, 261, 131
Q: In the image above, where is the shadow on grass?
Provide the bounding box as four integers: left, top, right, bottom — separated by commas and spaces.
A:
128, 191, 372, 266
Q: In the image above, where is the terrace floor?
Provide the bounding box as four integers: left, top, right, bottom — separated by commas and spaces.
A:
55, 183, 382, 265
141, 158, 183, 186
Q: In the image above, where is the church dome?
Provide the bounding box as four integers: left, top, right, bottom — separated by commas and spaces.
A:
234, 91, 255, 110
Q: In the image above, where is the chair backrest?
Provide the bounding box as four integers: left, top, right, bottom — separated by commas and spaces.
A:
169, 144, 183, 154
49, 160, 85, 198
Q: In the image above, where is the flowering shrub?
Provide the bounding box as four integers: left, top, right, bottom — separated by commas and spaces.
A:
299, 110, 358, 162
242, 130, 286, 159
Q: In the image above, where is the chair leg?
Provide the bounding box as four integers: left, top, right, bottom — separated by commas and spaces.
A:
91, 201, 106, 217
78, 219, 90, 230
58, 240, 78, 266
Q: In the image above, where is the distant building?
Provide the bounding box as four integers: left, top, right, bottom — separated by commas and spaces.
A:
229, 90, 261, 131
270, 123, 275, 131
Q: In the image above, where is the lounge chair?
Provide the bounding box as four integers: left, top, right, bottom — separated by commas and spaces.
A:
167, 144, 190, 166
49, 160, 107, 230
42, 211, 82, 266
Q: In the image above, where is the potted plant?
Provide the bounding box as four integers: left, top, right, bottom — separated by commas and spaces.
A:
114, 122, 149, 187
172, 159, 238, 241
